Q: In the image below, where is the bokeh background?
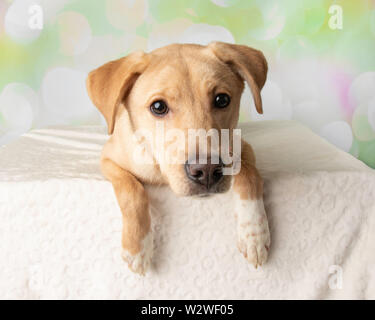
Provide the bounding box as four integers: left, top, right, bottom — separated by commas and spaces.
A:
0, 0, 375, 168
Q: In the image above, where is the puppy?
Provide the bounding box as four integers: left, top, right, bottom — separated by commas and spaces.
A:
86, 42, 270, 275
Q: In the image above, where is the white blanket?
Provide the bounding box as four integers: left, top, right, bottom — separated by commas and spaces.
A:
0, 121, 374, 299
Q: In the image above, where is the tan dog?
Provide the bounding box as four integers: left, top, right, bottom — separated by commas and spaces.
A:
86, 42, 270, 275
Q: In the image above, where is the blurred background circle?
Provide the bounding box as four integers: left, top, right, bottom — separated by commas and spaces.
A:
249, 80, 293, 121
178, 23, 235, 45
249, 1, 286, 40
210, 0, 239, 7
147, 19, 193, 51
57, 11, 92, 56
41, 67, 99, 125
349, 72, 375, 107
352, 102, 375, 142
0, 1, 6, 36
4, 0, 42, 44
0, 83, 38, 144
106, 0, 148, 31
320, 121, 353, 152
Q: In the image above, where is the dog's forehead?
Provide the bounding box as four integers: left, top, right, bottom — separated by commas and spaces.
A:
150, 43, 209, 60
130, 44, 242, 102
146, 44, 230, 79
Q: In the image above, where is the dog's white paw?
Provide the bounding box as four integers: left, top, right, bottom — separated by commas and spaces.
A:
236, 197, 270, 268
122, 233, 153, 275
237, 227, 270, 268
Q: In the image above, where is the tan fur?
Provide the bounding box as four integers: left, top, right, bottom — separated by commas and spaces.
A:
101, 158, 151, 256
87, 42, 268, 274
86, 51, 150, 134
233, 140, 263, 200
208, 42, 268, 114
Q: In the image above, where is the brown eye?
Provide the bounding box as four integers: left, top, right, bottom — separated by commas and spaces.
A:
214, 93, 230, 108
150, 100, 169, 116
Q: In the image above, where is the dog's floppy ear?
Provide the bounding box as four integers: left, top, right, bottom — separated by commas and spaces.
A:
86, 51, 149, 134
208, 42, 267, 114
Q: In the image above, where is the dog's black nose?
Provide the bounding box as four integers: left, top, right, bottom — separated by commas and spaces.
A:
185, 157, 223, 189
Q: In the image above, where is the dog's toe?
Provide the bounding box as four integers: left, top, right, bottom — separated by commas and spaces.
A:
238, 230, 270, 268
122, 233, 153, 275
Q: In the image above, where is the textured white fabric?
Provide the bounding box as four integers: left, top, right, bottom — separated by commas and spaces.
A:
0, 120, 374, 299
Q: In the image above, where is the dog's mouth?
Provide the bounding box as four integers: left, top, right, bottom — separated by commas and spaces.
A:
180, 175, 232, 197
196, 193, 211, 198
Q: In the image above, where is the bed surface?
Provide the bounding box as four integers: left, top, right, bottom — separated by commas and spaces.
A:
0, 120, 374, 299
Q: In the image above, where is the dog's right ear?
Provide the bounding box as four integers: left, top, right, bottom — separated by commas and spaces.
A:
208, 42, 267, 115
86, 51, 149, 134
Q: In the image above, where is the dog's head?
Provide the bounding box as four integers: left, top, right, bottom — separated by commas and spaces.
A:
87, 42, 267, 196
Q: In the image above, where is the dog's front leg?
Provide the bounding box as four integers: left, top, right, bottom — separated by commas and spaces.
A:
233, 140, 270, 268
102, 158, 152, 275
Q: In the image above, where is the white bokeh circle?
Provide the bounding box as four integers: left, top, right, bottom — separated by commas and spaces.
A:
39, 0, 71, 24
274, 58, 344, 134
241, 80, 292, 121
348, 71, 375, 107
148, 22, 235, 51
249, 2, 285, 40
351, 102, 375, 141
278, 36, 316, 61
319, 121, 353, 152
178, 24, 235, 46
210, 0, 238, 7
0, 1, 6, 36
276, 59, 319, 103
4, 0, 42, 44
57, 11, 92, 56
147, 19, 193, 51
41, 67, 97, 124
293, 100, 328, 132
74, 34, 130, 72
0, 83, 35, 133
2, 82, 40, 120
368, 97, 375, 132
106, 0, 147, 31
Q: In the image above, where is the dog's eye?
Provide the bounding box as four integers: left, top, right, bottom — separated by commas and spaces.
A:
150, 100, 169, 116
214, 93, 230, 108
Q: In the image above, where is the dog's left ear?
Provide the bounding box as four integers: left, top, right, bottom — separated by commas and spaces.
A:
208, 42, 268, 114
86, 51, 149, 134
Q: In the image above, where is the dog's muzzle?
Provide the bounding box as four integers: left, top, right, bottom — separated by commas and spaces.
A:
184, 156, 223, 191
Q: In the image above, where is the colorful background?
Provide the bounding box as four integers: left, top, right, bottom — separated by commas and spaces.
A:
0, 0, 375, 168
